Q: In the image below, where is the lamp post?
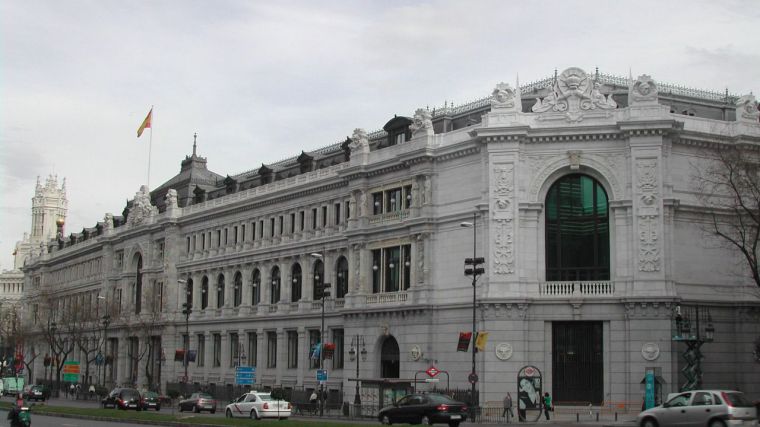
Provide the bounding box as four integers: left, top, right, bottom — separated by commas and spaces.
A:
50, 321, 57, 393
97, 294, 109, 387
178, 279, 192, 383
237, 338, 247, 367
348, 335, 367, 405
672, 304, 715, 391
461, 213, 484, 415
311, 252, 331, 417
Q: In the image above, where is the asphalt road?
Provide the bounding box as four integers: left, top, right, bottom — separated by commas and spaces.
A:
0, 409, 151, 427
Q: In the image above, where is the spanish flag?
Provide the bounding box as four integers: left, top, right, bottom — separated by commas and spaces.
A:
474, 331, 489, 352
137, 108, 152, 138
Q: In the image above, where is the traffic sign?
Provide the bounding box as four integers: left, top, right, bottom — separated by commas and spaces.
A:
425, 366, 440, 377
235, 366, 256, 385
63, 361, 80, 382
468, 372, 478, 384
316, 369, 328, 382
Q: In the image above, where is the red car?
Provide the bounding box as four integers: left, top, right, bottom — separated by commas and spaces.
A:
102, 387, 143, 410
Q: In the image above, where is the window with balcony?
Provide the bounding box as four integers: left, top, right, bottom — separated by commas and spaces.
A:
216, 274, 225, 308
251, 269, 261, 305
372, 244, 412, 293
371, 185, 413, 215
545, 174, 609, 281
233, 271, 242, 307
270, 267, 281, 304
336, 256, 349, 298
291, 263, 302, 302
201, 276, 209, 309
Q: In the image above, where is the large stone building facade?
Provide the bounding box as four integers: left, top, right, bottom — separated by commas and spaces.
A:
21, 67, 760, 406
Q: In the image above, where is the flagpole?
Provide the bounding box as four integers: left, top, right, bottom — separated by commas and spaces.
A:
147, 105, 153, 187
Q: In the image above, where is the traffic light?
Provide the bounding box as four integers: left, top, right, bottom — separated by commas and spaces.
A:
315, 282, 331, 300
464, 257, 485, 277
182, 302, 192, 316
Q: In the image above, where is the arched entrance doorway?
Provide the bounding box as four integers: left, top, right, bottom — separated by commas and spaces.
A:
380, 336, 400, 378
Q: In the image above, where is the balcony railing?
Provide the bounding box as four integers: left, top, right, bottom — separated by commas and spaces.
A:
539, 281, 615, 296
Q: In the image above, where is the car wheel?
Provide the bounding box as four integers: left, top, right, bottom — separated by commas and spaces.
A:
421, 415, 431, 425
193, 405, 200, 413
251, 409, 260, 420
449, 422, 461, 427
381, 414, 392, 425
641, 418, 658, 427
708, 420, 726, 427
156, 406, 161, 411
211, 409, 216, 414
226, 409, 233, 418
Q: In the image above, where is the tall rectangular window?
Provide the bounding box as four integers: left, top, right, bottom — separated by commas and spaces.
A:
233, 226, 238, 244
345, 200, 350, 221
403, 185, 413, 209
290, 213, 296, 233
197, 334, 206, 367
241, 224, 245, 242
322, 206, 328, 227
224, 228, 228, 245
216, 230, 221, 247
259, 220, 264, 238
372, 244, 411, 293
267, 332, 277, 368
287, 330, 298, 369
334, 203, 341, 225
332, 329, 344, 370
309, 330, 321, 369
213, 333, 221, 367
202, 233, 206, 249
270, 218, 275, 237
279, 216, 284, 235
300, 211, 305, 231
372, 192, 383, 215
251, 222, 256, 241
247, 332, 257, 367
230, 332, 239, 367
186, 237, 191, 254
311, 208, 317, 229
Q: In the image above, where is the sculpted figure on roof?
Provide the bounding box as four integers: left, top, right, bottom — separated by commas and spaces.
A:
532, 68, 616, 119
491, 82, 518, 110
127, 185, 158, 227
410, 108, 433, 137
736, 94, 760, 123
629, 74, 659, 105
349, 128, 369, 153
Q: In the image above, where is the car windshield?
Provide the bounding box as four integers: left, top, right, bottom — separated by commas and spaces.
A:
122, 390, 139, 399
144, 392, 158, 398
723, 392, 754, 407
198, 393, 213, 399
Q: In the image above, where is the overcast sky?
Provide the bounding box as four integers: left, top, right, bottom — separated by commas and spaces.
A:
1, 0, 759, 270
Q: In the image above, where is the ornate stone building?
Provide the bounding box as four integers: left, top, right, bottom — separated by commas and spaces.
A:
21, 67, 760, 406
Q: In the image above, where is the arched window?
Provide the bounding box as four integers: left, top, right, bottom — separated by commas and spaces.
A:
291, 264, 302, 302
336, 256, 349, 298
233, 271, 242, 307
312, 260, 324, 300
545, 174, 610, 281
251, 269, 261, 305
380, 336, 400, 378
216, 274, 225, 308
185, 278, 193, 308
201, 276, 209, 309
134, 254, 143, 314
270, 267, 281, 304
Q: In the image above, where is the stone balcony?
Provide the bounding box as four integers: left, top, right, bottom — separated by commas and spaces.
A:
537, 281, 616, 297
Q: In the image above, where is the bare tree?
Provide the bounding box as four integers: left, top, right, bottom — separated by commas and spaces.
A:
693, 143, 760, 288
122, 281, 166, 389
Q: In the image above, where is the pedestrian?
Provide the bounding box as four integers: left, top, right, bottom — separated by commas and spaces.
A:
502, 392, 514, 422
89, 384, 96, 400
309, 390, 318, 414
69, 383, 75, 399
543, 392, 552, 420
76, 383, 81, 400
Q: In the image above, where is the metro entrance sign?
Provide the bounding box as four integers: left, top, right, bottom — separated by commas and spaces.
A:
425, 366, 440, 377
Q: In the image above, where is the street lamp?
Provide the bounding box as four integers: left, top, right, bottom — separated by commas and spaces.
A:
310, 252, 331, 417
461, 213, 485, 415
97, 295, 111, 387
178, 279, 192, 383
348, 335, 367, 405
237, 338, 247, 367
672, 304, 715, 391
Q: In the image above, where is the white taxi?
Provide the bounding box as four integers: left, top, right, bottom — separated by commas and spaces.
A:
225, 391, 292, 420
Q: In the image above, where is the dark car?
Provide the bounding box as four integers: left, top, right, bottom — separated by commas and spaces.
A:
378, 393, 468, 427
23, 384, 50, 401
141, 391, 161, 411
179, 392, 217, 413
101, 387, 142, 410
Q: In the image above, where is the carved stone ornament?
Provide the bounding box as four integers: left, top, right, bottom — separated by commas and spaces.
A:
127, 185, 158, 227
492, 165, 515, 274
103, 213, 114, 231
637, 159, 661, 272
410, 108, 434, 137
630, 74, 659, 105
641, 342, 660, 361
410, 345, 422, 361
736, 94, 760, 123
349, 128, 369, 153
165, 188, 178, 209
567, 150, 581, 170
491, 82, 521, 112
532, 67, 616, 122
495, 342, 513, 360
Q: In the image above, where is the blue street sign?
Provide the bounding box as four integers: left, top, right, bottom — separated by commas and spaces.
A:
645, 370, 655, 409
235, 366, 256, 385
316, 369, 328, 382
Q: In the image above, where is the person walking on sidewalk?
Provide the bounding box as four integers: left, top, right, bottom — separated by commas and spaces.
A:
543, 392, 552, 420
502, 392, 514, 422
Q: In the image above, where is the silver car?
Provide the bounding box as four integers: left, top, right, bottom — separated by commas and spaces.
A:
638, 390, 757, 427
